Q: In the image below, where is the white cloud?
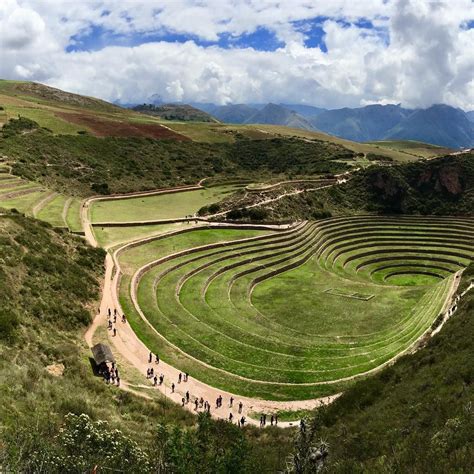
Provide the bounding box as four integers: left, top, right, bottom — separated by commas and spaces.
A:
0, 0, 473, 110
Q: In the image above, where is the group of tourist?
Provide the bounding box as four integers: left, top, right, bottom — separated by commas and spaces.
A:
106, 307, 126, 338
259, 413, 278, 427
102, 361, 120, 386
144, 352, 251, 426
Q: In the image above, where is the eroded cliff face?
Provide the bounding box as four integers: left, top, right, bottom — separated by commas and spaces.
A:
364, 154, 472, 214
418, 164, 464, 195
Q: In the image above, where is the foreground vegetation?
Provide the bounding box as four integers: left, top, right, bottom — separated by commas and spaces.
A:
0, 212, 292, 472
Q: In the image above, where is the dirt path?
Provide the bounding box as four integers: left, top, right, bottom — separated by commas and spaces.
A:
209, 184, 334, 218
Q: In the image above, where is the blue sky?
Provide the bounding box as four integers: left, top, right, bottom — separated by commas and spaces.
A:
2, 1, 474, 110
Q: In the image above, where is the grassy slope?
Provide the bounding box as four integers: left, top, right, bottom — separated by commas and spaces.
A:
221, 153, 474, 221
2, 125, 352, 197
367, 139, 454, 158
0, 211, 292, 472
309, 265, 474, 473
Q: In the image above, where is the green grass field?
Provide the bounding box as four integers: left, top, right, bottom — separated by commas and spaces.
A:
116, 216, 473, 400
36, 194, 68, 227
65, 199, 83, 232
367, 140, 453, 158
93, 222, 196, 248
90, 185, 243, 223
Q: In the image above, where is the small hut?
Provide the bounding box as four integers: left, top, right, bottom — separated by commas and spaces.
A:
91, 343, 115, 374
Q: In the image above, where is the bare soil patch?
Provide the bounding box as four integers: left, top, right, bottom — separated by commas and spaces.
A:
57, 112, 190, 140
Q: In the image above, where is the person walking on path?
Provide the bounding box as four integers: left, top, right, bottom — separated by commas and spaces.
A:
153, 375, 157, 386
113, 314, 117, 324
275, 415, 278, 426
186, 391, 190, 403
229, 413, 233, 423
108, 308, 111, 317
178, 373, 182, 383
155, 354, 160, 364
185, 372, 189, 382
171, 383, 175, 393
113, 327, 116, 337
240, 416, 246, 427
116, 376, 120, 386
229, 397, 234, 408
270, 415, 274, 426
121, 314, 126, 323
194, 399, 198, 411
181, 397, 185, 407
263, 414, 266, 426
260, 416, 264, 427
238, 402, 243, 414
148, 352, 152, 364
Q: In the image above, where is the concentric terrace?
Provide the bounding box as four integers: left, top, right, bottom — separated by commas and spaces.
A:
117, 216, 473, 400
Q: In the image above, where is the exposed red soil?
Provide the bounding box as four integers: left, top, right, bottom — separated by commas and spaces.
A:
57, 112, 190, 140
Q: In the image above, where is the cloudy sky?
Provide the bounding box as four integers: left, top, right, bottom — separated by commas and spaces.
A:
1, 0, 473, 110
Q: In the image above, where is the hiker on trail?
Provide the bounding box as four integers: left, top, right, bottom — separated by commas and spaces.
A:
171, 383, 175, 393
199, 397, 204, 408
271, 415, 274, 426
111, 362, 115, 370
260, 416, 264, 427
229, 397, 234, 408
207, 404, 211, 414
185, 372, 189, 381
263, 414, 267, 426
113, 315, 117, 323
108, 308, 111, 317
240, 416, 246, 427
146, 368, 150, 378
229, 413, 233, 422
108, 320, 112, 330
182, 397, 185, 407
159, 374, 164, 385
122, 314, 126, 323
155, 354, 160, 364
113, 328, 116, 337
275, 415, 278, 426
238, 402, 243, 414
150, 367, 154, 377
114, 308, 117, 316
153, 375, 157, 386
194, 399, 198, 411
115, 368, 119, 378
148, 352, 152, 363
300, 420, 306, 432
178, 373, 182, 383
186, 391, 190, 403
116, 376, 120, 386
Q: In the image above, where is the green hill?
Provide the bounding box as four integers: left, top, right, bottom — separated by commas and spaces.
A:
0, 211, 291, 472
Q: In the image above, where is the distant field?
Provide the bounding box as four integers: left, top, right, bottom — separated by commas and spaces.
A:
93, 222, 195, 248
90, 185, 243, 223
367, 140, 453, 158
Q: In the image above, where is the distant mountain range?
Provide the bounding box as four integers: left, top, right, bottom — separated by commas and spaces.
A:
195, 102, 474, 149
